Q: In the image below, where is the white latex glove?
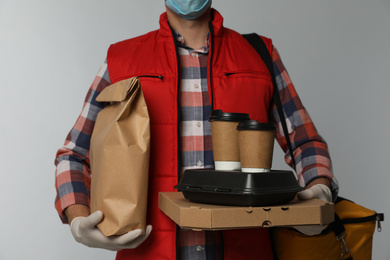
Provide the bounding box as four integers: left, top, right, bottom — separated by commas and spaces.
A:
297, 184, 332, 202
70, 211, 152, 251
293, 184, 332, 236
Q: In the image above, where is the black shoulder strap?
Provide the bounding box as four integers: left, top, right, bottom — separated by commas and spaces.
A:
242, 33, 296, 169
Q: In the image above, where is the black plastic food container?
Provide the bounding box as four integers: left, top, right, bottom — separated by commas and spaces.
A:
175, 169, 303, 207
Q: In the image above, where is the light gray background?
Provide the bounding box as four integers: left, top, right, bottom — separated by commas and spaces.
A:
1, 0, 389, 259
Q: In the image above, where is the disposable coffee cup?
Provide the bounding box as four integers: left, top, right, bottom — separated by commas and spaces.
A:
209, 110, 250, 171
237, 120, 276, 173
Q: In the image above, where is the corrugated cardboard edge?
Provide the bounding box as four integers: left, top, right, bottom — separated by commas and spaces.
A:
159, 192, 213, 229
159, 192, 334, 231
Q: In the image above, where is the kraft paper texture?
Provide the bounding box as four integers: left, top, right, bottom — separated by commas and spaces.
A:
90, 77, 150, 236
238, 130, 275, 168
211, 121, 240, 161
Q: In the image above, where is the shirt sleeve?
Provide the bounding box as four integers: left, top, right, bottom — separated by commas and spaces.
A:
54, 61, 111, 223
270, 46, 339, 200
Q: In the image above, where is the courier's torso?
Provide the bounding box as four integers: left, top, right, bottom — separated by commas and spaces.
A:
107, 10, 274, 260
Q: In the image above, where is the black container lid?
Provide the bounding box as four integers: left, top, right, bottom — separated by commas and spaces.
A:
174, 169, 303, 207
175, 169, 300, 194
209, 110, 250, 122
237, 120, 277, 131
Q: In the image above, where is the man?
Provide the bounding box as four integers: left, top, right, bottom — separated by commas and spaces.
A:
55, 0, 338, 259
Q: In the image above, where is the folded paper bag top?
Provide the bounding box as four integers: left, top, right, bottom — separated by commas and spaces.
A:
90, 77, 150, 237
96, 77, 139, 102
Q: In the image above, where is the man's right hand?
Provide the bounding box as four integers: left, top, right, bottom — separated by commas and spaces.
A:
70, 211, 152, 251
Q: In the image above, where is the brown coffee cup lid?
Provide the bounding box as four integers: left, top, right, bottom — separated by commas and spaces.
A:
209, 110, 250, 122
237, 120, 276, 131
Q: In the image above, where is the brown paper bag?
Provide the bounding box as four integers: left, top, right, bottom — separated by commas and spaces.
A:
90, 77, 150, 236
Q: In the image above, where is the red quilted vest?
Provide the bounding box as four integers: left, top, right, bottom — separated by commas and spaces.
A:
107, 9, 274, 260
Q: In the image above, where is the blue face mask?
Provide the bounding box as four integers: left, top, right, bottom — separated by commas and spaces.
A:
165, 0, 212, 20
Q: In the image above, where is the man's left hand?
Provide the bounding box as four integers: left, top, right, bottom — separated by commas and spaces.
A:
297, 184, 332, 202
293, 180, 332, 236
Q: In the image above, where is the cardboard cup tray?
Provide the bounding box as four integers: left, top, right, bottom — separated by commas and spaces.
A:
159, 192, 334, 231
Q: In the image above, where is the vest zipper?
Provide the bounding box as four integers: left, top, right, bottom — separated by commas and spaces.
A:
138, 75, 164, 80
115, 75, 164, 82
168, 24, 183, 260
208, 21, 215, 109
169, 25, 182, 184
224, 71, 269, 77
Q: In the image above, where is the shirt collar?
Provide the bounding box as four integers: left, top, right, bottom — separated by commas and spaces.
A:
174, 30, 210, 53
